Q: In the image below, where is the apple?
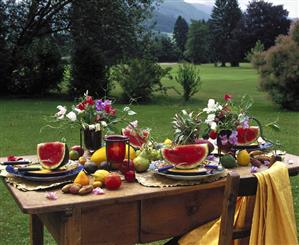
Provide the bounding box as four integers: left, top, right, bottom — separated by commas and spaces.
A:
71, 145, 84, 157
124, 170, 135, 182
104, 173, 122, 190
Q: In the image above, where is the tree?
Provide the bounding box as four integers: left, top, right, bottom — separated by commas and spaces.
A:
257, 21, 299, 111
0, 0, 9, 94
1, 0, 70, 95
173, 16, 189, 54
185, 20, 210, 64
70, 0, 158, 97
209, 0, 242, 66
150, 35, 180, 62
239, 0, 290, 57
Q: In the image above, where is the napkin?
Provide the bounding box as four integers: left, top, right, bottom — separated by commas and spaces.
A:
250, 161, 298, 245
179, 161, 298, 245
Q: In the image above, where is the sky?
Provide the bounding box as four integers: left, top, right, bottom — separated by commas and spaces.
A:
185, 0, 299, 18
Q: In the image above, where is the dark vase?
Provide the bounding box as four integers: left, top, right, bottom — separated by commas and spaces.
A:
217, 130, 233, 153
81, 128, 102, 153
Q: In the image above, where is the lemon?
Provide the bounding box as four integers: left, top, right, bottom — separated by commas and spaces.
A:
237, 150, 250, 166
91, 146, 106, 165
163, 138, 173, 145
92, 170, 110, 182
125, 145, 136, 160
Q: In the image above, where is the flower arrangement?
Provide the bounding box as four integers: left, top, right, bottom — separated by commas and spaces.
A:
202, 94, 253, 145
54, 91, 136, 132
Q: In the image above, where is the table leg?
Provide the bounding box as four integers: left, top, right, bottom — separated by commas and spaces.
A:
30, 214, 44, 245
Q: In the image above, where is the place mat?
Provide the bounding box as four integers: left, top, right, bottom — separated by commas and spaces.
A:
135, 169, 228, 188
1, 168, 72, 191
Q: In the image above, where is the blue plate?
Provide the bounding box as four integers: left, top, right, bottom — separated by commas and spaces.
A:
6, 165, 83, 182
233, 142, 273, 151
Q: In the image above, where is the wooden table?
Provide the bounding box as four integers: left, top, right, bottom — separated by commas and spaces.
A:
1, 154, 299, 245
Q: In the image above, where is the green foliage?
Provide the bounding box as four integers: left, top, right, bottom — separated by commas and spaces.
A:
173, 16, 189, 54
172, 110, 203, 144
175, 63, 201, 102
149, 35, 180, 62
257, 21, 299, 111
209, 0, 242, 66
110, 58, 171, 103
246, 40, 265, 68
185, 20, 210, 64
9, 37, 64, 95
239, 0, 290, 57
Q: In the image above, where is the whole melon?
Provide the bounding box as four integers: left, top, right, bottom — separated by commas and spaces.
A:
37, 142, 69, 170
162, 144, 209, 169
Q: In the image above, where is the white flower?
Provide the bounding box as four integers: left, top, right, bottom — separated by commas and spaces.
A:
203, 99, 223, 113
66, 111, 77, 122
210, 121, 217, 130
74, 108, 83, 113
55, 105, 67, 119
205, 114, 215, 125
101, 121, 108, 127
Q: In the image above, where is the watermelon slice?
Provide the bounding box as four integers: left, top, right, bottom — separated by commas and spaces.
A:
37, 142, 69, 170
237, 126, 260, 146
122, 127, 149, 149
162, 144, 209, 169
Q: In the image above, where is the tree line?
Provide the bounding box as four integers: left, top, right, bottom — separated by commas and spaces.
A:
161, 0, 290, 66
0, 0, 296, 110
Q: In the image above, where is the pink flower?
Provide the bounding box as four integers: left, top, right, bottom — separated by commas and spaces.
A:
224, 94, 232, 101
92, 187, 105, 195
46, 192, 58, 200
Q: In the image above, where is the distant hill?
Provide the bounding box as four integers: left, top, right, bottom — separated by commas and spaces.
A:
151, 0, 211, 33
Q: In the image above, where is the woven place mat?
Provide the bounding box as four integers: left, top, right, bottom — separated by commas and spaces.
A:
0, 168, 72, 191
135, 170, 228, 187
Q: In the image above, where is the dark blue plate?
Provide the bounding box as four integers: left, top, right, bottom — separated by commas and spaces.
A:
233, 142, 273, 151
6, 165, 83, 182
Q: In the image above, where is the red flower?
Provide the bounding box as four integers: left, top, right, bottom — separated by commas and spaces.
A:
7, 155, 17, 161
224, 94, 232, 101
85, 96, 95, 105
76, 102, 85, 110
104, 104, 112, 113
209, 130, 218, 139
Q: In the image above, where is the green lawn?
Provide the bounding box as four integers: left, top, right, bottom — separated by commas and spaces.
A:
0, 63, 298, 244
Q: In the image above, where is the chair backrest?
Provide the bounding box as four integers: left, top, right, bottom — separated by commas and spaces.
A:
218, 172, 258, 245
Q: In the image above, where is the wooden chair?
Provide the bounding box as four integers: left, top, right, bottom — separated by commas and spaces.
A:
218, 172, 257, 245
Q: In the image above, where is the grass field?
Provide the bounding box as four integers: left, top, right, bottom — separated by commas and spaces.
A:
0, 63, 298, 244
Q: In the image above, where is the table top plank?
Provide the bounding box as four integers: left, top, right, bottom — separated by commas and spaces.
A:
1, 154, 299, 214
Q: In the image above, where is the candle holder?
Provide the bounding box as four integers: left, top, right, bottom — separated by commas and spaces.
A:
104, 135, 130, 171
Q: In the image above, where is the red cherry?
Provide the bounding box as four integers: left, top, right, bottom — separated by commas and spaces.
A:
209, 130, 218, 140
124, 170, 135, 182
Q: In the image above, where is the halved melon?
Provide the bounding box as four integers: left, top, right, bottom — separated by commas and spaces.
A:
162, 144, 209, 169
121, 128, 149, 148
37, 142, 69, 170
237, 126, 260, 146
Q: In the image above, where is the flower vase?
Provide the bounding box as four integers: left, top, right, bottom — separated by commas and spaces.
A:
217, 130, 233, 154
81, 128, 102, 154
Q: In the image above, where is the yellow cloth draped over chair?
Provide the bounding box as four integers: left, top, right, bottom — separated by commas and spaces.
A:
179, 162, 298, 245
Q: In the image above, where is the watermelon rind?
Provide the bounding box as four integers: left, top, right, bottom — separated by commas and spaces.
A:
37, 142, 69, 170
237, 126, 260, 146
121, 128, 149, 148
162, 144, 209, 170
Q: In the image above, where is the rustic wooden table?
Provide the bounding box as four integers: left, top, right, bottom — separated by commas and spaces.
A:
1, 154, 299, 245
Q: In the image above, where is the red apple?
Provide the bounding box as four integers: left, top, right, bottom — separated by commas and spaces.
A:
124, 170, 135, 182
71, 145, 84, 157
104, 173, 122, 190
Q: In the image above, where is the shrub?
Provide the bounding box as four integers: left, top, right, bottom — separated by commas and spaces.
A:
9, 37, 64, 95
257, 21, 299, 111
175, 63, 201, 102
110, 58, 171, 103
246, 40, 265, 68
